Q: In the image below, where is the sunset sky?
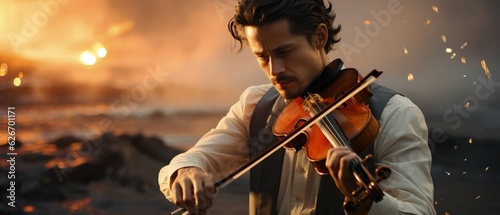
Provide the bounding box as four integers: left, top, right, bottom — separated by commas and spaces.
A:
1, 0, 499, 136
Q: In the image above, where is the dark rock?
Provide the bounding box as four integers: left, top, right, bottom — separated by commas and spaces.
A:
19, 165, 89, 201
132, 135, 183, 163
1, 139, 22, 148
20, 152, 55, 162
2, 132, 183, 204
51, 136, 81, 148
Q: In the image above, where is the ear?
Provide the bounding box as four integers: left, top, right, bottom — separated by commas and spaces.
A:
313, 23, 328, 50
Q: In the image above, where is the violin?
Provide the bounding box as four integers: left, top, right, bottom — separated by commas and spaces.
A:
171, 65, 388, 215
273, 65, 391, 211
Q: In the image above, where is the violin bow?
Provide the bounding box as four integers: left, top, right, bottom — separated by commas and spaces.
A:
171, 70, 383, 215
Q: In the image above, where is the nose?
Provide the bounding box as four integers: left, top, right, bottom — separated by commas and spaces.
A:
269, 57, 285, 77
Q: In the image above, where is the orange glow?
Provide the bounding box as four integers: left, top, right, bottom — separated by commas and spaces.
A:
0, 63, 7, 76
13, 77, 21, 86
23, 205, 35, 212
80, 51, 97, 66
69, 198, 91, 212
108, 20, 135, 37
364, 20, 371, 25
468, 137, 473, 144
18, 72, 24, 78
404, 47, 408, 54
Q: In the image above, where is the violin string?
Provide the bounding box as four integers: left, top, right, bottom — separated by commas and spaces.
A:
307, 93, 370, 196
313, 97, 370, 198
308, 93, 347, 148
306, 92, 348, 149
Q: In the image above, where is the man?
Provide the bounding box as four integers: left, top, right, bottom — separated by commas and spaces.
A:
159, 0, 435, 214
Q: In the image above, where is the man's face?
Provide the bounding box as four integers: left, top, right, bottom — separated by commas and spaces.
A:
245, 19, 326, 99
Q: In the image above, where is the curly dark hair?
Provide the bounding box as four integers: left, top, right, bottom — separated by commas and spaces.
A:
228, 0, 341, 53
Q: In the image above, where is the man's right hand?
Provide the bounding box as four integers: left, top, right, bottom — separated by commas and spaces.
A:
171, 167, 215, 215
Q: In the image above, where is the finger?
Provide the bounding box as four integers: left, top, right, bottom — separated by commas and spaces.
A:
203, 174, 215, 208
193, 178, 207, 212
179, 179, 198, 214
338, 153, 358, 179
325, 147, 351, 178
173, 182, 183, 206
339, 153, 361, 197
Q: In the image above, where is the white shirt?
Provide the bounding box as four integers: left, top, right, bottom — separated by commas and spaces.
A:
159, 83, 436, 215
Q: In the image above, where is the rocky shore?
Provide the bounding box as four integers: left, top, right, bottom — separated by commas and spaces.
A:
0, 132, 185, 214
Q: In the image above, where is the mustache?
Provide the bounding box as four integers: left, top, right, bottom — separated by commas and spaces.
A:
271, 74, 295, 84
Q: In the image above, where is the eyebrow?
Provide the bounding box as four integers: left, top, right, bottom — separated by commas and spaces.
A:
253, 43, 295, 56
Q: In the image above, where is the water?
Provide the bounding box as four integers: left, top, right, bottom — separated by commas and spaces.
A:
0, 102, 226, 150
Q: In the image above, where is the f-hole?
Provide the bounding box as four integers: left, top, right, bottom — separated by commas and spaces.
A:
290, 118, 309, 151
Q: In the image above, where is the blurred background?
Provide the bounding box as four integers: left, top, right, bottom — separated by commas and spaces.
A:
0, 0, 499, 214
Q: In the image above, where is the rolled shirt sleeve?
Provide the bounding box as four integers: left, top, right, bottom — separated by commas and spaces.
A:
158, 84, 273, 201
368, 95, 435, 215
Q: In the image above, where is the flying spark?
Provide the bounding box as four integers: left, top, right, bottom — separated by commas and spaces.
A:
469, 137, 473, 144
461, 42, 468, 49
404, 47, 409, 54
441, 35, 447, 43
432, 6, 439, 13
407, 73, 414, 81
461, 57, 466, 64
425, 19, 431, 26
481, 60, 491, 79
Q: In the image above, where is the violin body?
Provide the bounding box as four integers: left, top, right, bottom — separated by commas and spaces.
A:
273, 68, 379, 175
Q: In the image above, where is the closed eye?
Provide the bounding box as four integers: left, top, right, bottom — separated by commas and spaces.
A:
257, 54, 269, 61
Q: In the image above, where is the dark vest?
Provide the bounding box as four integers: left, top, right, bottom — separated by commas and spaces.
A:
248, 72, 398, 214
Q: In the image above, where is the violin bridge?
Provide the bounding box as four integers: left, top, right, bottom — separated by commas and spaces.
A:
302, 93, 323, 112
